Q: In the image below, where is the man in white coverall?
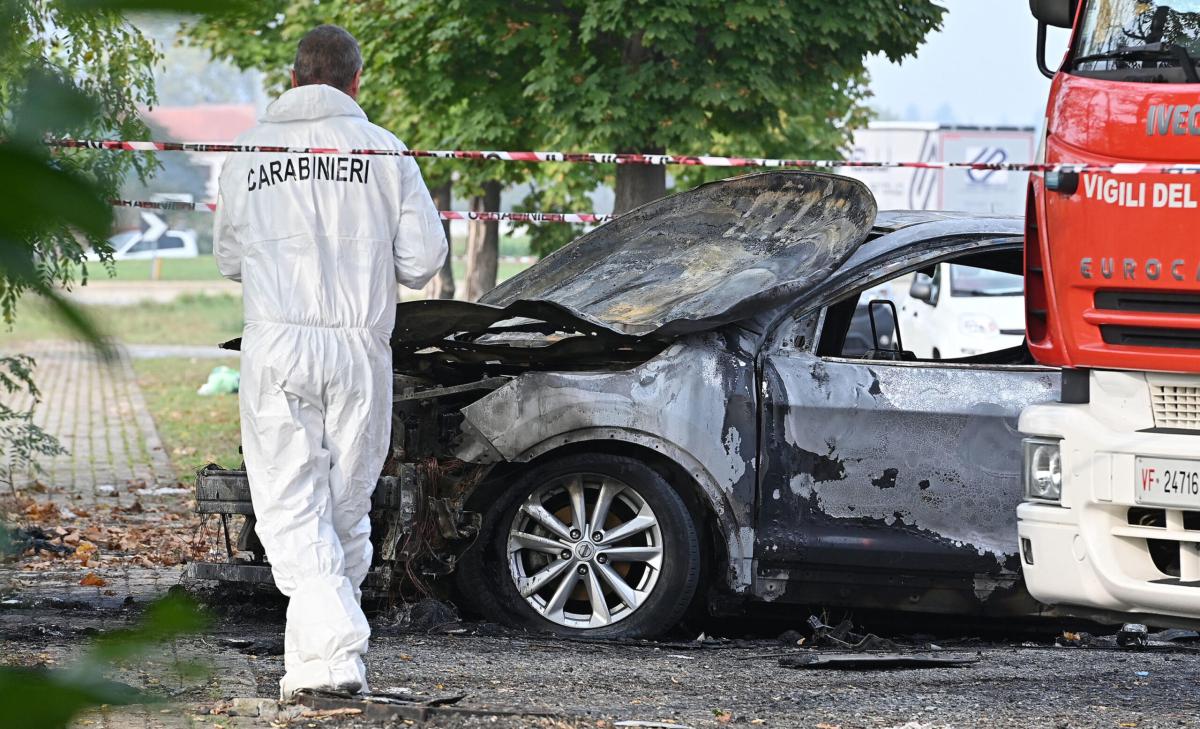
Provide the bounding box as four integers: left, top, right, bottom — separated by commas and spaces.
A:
212, 25, 447, 698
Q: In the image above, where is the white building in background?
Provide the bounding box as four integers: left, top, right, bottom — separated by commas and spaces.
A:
838, 122, 1036, 215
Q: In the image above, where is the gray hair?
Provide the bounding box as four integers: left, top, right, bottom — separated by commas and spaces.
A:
293, 24, 362, 93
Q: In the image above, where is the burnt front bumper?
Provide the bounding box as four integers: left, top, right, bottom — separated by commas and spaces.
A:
185, 464, 421, 589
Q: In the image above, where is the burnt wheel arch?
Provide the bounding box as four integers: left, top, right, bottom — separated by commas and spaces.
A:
454, 452, 702, 637
454, 441, 725, 625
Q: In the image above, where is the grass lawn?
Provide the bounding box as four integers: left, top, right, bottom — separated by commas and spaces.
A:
98, 257, 225, 281
450, 234, 532, 258
450, 259, 529, 286
100, 239, 535, 284
132, 356, 243, 484
0, 256, 534, 350
101, 256, 532, 292
0, 294, 244, 347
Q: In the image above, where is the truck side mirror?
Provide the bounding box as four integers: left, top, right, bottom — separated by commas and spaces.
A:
909, 274, 935, 305
1028, 0, 1076, 28
1030, 0, 1077, 78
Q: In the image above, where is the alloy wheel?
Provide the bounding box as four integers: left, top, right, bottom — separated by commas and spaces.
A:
506, 473, 664, 629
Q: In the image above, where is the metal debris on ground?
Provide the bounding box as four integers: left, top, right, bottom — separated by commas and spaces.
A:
1117, 623, 1149, 649
807, 615, 898, 652
778, 653, 980, 670
1056, 625, 1200, 651
1150, 628, 1200, 643
382, 596, 461, 634
221, 635, 284, 656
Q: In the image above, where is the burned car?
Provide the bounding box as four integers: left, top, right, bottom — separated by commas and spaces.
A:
191, 171, 1059, 638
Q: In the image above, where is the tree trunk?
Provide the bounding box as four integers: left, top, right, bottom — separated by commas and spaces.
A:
422, 181, 456, 300
464, 180, 501, 301
613, 158, 667, 215
612, 31, 667, 215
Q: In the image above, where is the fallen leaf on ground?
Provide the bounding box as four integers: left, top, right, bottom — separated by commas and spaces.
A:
79, 572, 106, 587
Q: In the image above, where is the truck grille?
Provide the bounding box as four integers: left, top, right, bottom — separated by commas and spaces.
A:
1095, 291, 1200, 315
1118, 507, 1200, 582
1100, 325, 1200, 350
1151, 383, 1200, 431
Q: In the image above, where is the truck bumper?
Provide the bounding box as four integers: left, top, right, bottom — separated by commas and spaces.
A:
1019, 372, 1200, 622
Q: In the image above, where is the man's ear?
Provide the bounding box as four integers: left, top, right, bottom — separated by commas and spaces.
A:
347, 68, 362, 99
290, 68, 298, 88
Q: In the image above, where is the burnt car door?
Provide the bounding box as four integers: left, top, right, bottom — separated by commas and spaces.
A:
754, 241, 1060, 614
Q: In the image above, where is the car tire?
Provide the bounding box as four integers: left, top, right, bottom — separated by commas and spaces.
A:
455, 454, 701, 639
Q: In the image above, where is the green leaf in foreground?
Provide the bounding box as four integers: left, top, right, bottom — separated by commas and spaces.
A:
0, 592, 210, 729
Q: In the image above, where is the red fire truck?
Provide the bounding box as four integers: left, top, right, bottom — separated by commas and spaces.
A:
1019, 0, 1200, 624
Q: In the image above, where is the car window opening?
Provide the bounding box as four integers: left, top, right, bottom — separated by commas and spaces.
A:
816, 249, 1033, 366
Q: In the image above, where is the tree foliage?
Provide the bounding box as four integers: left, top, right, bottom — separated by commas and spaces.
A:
0, 0, 163, 323
188, 0, 944, 255
0, 0, 165, 480
0, 0, 239, 488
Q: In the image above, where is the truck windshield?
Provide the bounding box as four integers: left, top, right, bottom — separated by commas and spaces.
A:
1073, 0, 1200, 82
949, 266, 1023, 297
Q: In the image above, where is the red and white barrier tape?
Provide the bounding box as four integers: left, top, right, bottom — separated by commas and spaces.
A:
115, 199, 216, 212
437, 210, 612, 224
110, 198, 613, 224
53, 137, 1200, 175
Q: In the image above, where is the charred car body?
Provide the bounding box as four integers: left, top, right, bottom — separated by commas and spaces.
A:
191, 172, 1059, 637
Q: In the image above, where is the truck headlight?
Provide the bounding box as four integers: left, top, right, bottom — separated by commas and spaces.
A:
959, 314, 999, 336
1024, 437, 1063, 503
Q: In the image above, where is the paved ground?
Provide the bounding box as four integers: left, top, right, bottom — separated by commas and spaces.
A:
3, 340, 174, 497
3, 339, 1200, 728
3, 589, 1200, 729
1, 339, 200, 617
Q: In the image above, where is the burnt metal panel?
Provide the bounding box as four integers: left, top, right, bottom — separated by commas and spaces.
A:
756, 350, 1059, 603
391, 299, 620, 347
187, 562, 274, 584
192, 467, 417, 589
194, 468, 405, 510
480, 172, 877, 337
455, 335, 761, 591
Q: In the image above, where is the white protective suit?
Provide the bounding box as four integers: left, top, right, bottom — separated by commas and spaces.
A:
213, 84, 447, 697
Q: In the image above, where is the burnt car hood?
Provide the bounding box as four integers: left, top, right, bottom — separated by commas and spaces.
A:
393, 171, 877, 345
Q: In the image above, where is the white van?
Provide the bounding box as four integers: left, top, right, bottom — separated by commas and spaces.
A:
899, 263, 1025, 359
